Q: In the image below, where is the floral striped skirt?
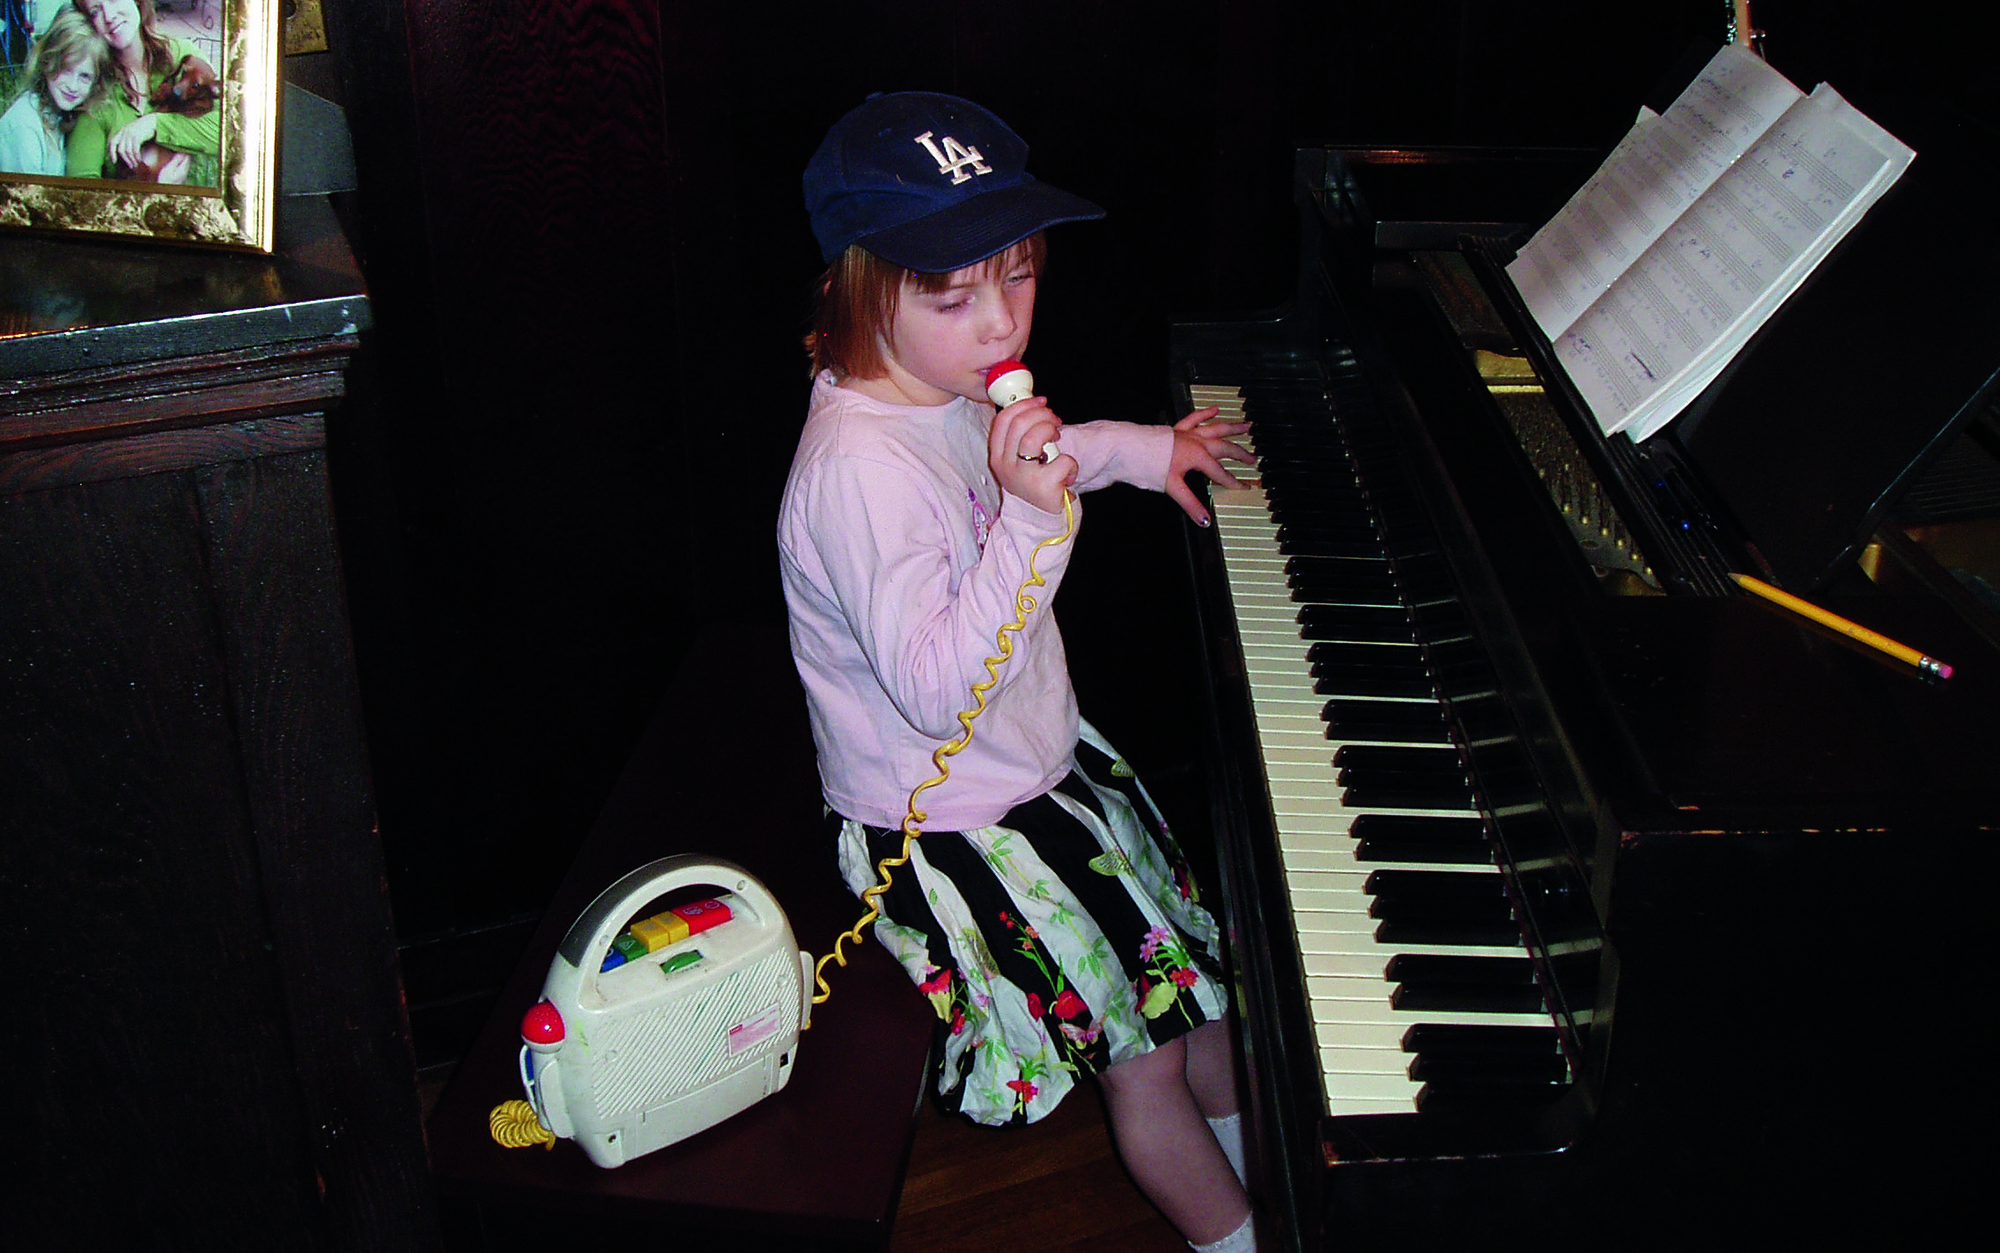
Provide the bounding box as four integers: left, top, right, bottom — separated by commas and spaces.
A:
830, 721, 1227, 1126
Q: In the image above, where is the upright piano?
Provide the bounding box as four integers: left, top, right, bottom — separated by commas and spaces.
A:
1176, 113, 2000, 1249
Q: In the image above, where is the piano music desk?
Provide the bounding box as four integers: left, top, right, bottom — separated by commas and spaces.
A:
426, 622, 934, 1250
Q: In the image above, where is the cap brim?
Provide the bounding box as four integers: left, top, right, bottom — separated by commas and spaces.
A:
856, 182, 1105, 273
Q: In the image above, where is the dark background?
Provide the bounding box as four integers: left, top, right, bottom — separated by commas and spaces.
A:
279, 0, 1977, 1071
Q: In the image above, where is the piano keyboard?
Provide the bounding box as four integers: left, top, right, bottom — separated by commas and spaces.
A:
1193, 380, 1571, 1117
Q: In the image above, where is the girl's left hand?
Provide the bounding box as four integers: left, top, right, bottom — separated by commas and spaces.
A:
108, 113, 161, 170
1164, 407, 1253, 526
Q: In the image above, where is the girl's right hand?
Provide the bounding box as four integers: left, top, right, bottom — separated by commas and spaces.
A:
989, 396, 1076, 516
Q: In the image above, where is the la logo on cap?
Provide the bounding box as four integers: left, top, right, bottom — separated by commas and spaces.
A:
914, 131, 991, 185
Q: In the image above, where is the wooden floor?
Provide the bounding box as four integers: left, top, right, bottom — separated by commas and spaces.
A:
890, 1083, 1186, 1253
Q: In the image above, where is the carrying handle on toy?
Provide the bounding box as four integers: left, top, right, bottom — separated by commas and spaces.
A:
556, 855, 782, 983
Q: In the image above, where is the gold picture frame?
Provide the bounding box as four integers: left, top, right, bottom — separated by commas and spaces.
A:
0, 0, 280, 252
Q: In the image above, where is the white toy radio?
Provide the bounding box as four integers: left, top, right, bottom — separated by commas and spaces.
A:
514, 856, 813, 1168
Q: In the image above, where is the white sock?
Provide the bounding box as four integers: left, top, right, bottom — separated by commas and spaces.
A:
1190, 1211, 1257, 1253
1206, 1111, 1247, 1185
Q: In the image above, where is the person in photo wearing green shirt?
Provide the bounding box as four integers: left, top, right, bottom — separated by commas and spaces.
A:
64, 0, 219, 186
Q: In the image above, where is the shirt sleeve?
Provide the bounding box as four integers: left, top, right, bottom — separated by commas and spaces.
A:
152, 108, 220, 158
798, 450, 1080, 742
0, 107, 31, 175
66, 113, 109, 179
1055, 419, 1175, 496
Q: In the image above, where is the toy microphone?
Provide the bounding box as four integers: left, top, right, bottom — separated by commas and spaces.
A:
985, 360, 1059, 463
985, 359, 1036, 408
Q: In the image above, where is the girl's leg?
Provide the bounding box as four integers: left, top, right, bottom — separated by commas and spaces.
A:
1098, 1031, 1251, 1245
1184, 1017, 1240, 1119
1182, 1018, 1247, 1184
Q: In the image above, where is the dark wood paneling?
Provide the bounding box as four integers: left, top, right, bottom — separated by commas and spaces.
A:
4, 469, 323, 1246
2, 210, 434, 1247
201, 447, 438, 1249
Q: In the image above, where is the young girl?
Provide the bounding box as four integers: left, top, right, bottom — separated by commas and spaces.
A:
781, 92, 1259, 1253
0, 8, 111, 176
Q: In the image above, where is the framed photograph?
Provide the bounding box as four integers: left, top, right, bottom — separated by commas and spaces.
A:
0, 0, 279, 251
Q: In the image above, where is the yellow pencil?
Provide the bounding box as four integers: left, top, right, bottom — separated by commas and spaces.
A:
1727, 572, 1953, 680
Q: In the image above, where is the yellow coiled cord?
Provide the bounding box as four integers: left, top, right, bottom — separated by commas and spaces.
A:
809, 489, 1077, 1011
489, 1098, 557, 1149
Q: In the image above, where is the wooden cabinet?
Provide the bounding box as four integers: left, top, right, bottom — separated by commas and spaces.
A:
1, 199, 436, 1249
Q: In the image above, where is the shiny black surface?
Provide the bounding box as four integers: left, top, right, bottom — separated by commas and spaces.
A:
1178, 145, 2000, 1252
0, 196, 368, 376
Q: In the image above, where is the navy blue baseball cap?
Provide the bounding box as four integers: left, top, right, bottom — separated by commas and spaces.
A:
804, 92, 1104, 273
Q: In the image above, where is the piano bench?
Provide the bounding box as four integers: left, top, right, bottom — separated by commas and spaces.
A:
424, 622, 935, 1251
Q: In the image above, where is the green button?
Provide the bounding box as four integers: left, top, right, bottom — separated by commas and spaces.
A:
660, 949, 705, 974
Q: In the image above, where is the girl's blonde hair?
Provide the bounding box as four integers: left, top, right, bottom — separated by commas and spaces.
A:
28, 8, 113, 123
806, 234, 1047, 381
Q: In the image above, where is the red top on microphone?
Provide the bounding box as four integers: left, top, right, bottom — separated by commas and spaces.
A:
985, 360, 1029, 388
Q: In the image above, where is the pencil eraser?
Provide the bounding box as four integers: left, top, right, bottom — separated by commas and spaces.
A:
1937, 663, 1954, 679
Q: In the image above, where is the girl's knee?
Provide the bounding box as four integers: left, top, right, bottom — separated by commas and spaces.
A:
1100, 1035, 1188, 1097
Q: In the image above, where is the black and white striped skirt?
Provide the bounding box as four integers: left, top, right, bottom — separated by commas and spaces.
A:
830, 721, 1227, 1125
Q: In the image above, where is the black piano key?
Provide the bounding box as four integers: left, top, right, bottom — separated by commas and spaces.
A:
1393, 984, 1549, 1014
1299, 605, 1415, 644
1367, 885, 1513, 924
1323, 699, 1441, 727
1373, 916, 1521, 947
1261, 462, 1359, 484
1307, 639, 1419, 664
1278, 529, 1382, 554
1401, 1022, 1561, 1058
1333, 744, 1462, 772
1322, 699, 1449, 744
1341, 784, 1475, 809
1266, 500, 1375, 523
1351, 814, 1492, 864
1367, 879, 1512, 918
1278, 534, 1384, 560
1335, 750, 1463, 779
1288, 554, 1397, 584
1407, 1053, 1570, 1086
1364, 869, 1506, 900
1293, 579, 1401, 608
1353, 834, 1489, 864
1385, 953, 1536, 985
1317, 672, 1436, 700
1387, 954, 1547, 1014
1414, 1077, 1568, 1113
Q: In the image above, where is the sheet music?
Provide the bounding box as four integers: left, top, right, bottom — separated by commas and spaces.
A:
1506, 46, 1915, 441
1511, 46, 1803, 339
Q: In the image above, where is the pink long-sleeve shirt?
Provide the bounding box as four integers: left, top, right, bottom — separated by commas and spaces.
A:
779, 372, 1173, 830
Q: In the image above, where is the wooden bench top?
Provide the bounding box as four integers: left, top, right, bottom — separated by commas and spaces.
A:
426, 622, 934, 1247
